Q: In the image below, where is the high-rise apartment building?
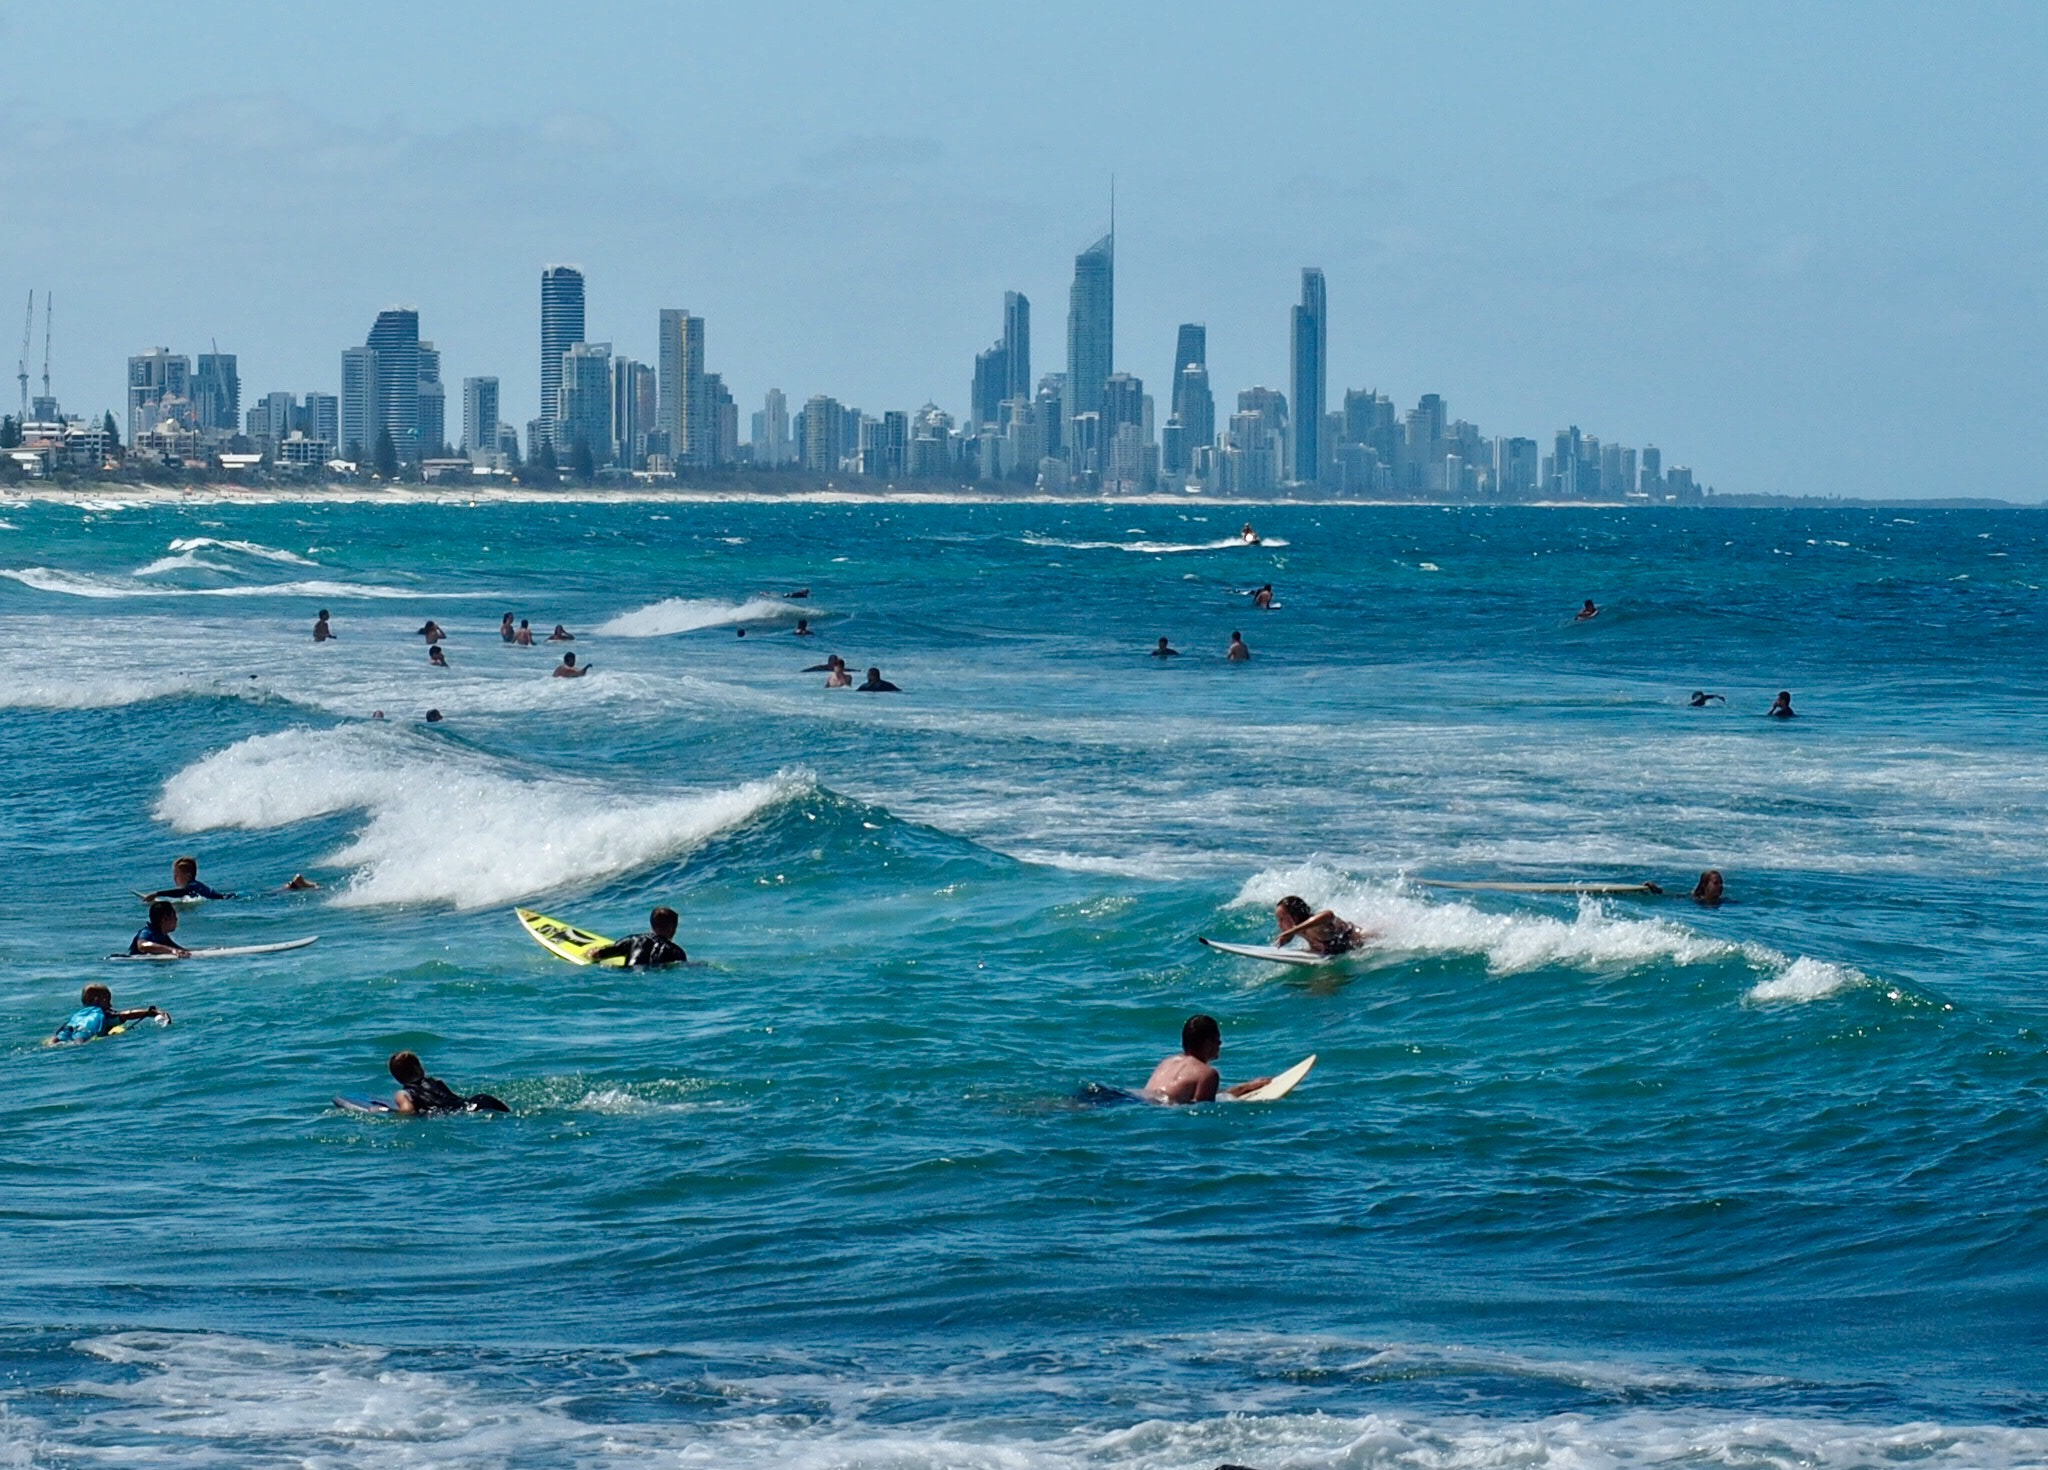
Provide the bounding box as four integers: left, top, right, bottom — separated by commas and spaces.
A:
193, 352, 239, 435
609, 356, 645, 469
340, 347, 378, 459
126, 349, 192, 440
1003, 291, 1031, 404
800, 394, 846, 474
559, 342, 613, 465
656, 309, 709, 468
463, 377, 500, 458
752, 388, 791, 466
302, 392, 339, 453
539, 266, 585, 450
1289, 268, 1326, 486
364, 308, 421, 462
1063, 234, 1113, 451
416, 341, 445, 455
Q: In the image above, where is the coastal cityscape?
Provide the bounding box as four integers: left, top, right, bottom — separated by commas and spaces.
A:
2, 240, 1708, 501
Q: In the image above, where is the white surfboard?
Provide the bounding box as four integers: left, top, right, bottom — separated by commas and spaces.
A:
1417, 879, 1662, 895
108, 936, 318, 961
131, 890, 218, 906
1231, 1054, 1316, 1102
1199, 936, 1341, 967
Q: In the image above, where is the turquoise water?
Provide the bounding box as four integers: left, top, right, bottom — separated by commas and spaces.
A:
2, 498, 2046, 1468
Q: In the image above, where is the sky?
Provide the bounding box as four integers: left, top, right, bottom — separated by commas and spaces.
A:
2, 0, 2044, 499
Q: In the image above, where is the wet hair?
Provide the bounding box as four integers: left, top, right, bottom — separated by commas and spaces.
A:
1277, 895, 1313, 924
561, 652, 577, 666
1776, 690, 1791, 701
317, 609, 330, 619
82, 983, 112, 1009
519, 619, 529, 628
425, 709, 444, 722
173, 855, 198, 876
389, 1050, 425, 1084
1181, 1014, 1221, 1055
148, 900, 179, 927
650, 906, 679, 936
1230, 630, 1243, 641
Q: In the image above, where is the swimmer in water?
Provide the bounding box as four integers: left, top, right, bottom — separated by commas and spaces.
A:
1768, 690, 1796, 718
1575, 599, 1599, 621
424, 709, 445, 722
794, 618, 815, 636
1252, 583, 1275, 610
802, 653, 844, 673
858, 666, 901, 692
387, 1050, 509, 1115
428, 644, 448, 667
553, 652, 588, 678
826, 664, 852, 688
1689, 691, 1725, 707
1143, 1015, 1273, 1104
1151, 637, 1181, 658
1226, 631, 1250, 661
548, 624, 575, 641
283, 874, 320, 891
1274, 894, 1374, 955
514, 619, 534, 646
128, 900, 191, 957
499, 613, 517, 643
1692, 869, 1725, 906
417, 620, 446, 644
313, 609, 335, 642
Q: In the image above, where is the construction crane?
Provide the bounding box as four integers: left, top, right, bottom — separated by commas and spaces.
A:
14, 291, 28, 422
40, 293, 52, 409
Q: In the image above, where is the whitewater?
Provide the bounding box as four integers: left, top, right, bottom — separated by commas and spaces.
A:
2, 498, 2045, 1469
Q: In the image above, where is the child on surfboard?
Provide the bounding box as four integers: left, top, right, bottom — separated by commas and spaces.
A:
129, 901, 192, 957
585, 907, 688, 968
51, 983, 168, 1043
142, 855, 233, 902
1143, 1015, 1272, 1104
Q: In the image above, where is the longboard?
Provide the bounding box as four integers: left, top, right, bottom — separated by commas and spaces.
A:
515, 908, 624, 966
333, 1096, 393, 1115
107, 937, 318, 961
1416, 879, 1662, 895
1230, 1054, 1316, 1102
1199, 937, 1343, 967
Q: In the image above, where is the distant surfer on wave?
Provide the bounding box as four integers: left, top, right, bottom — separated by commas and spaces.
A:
553, 652, 588, 678
129, 900, 192, 957
52, 984, 166, 1044
387, 1051, 509, 1115
1274, 895, 1374, 955
1151, 637, 1181, 658
586, 906, 689, 967
1575, 599, 1599, 621
144, 855, 231, 902
1143, 1015, 1272, 1104
1768, 690, 1796, 718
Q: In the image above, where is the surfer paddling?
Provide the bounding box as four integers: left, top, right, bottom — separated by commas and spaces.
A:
1575, 599, 1599, 621
1143, 1015, 1272, 1104
1274, 895, 1374, 955
1251, 583, 1275, 610
1689, 690, 1725, 707
1692, 870, 1726, 906
143, 855, 232, 902
387, 1051, 509, 1115
586, 906, 689, 967
51, 984, 166, 1044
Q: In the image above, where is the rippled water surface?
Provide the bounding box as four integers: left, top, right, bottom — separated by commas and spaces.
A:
2, 498, 2046, 1468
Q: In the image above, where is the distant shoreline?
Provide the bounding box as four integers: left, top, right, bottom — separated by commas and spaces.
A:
0, 482, 2034, 510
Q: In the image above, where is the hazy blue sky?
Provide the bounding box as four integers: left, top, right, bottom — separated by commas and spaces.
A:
3, 0, 2043, 497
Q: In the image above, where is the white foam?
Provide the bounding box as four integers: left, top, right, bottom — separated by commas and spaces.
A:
1019, 534, 1289, 553
167, 537, 317, 565
155, 726, 808, 909
1747, 956, 1865, 1004
595, 595, 799, 637
131, 552, 231, 576
0, 567, 478, 600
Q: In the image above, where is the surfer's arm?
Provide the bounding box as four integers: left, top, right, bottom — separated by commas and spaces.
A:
112, 1006, 162, 1023
1274, 910, 1337, 943
1222, 1077, 1272, 1098
585, 939, 630, 963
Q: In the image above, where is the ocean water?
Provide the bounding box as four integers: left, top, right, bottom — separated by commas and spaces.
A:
1, 497, 2046, 1469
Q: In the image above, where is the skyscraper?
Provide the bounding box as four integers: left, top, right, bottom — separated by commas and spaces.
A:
753, 388, 791, 466
1003, 291, 1031, 403
1164, 324, 1208, 474
1063, 233, 1113, 452
365, 308, 421, 462
610, 356, 645, 469
416, 341, 445, 456
656, 309, 708, 468
126, 349, 191, 440
193, 352, 239, 435
340, 347, 378, 459
1289, 268, 1326, 486
559, 341, 613, 466
540, 266, 585, 449
463, 377, 499, 458
302, 392, 339, 452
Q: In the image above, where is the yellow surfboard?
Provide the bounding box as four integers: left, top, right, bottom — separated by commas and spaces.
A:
514, 908, 624, 966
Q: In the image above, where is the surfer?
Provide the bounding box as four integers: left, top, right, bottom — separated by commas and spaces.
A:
1143, 1015, 1273, 1104
129, 901, 192, 957
858, 666, 901, 692
313, 609, 335, 642
803, 653, 845, 674
417, 620, 446, 644
428, 644, 449, 667
784, 588, 810, 599
1692, 869, 1725, 907
499, 613, 516, 642
1151, 637, 1181, 658
1689, 691, 1725, 707
1768, 690, 1797, 718
586, 906, 689, 967
283, 874, 320, 891
52, 984, 166, 1044
553, 652, 588, 678
1239, 523, 1260, 545
144, 855, 232, 902
1252, 584, 1275, 610
1226, 631, 1251, 661
515, 619, 534, 646
1274, 895, 1373, 955
387, 1051, 510, 1115
1575, 599, 1599, 620
548, 624, 575, 641
794, 618, 815, 636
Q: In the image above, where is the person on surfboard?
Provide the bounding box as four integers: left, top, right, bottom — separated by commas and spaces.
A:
585, 906, 689, 968
129, 901, 192, 957
1252, 584, 1275, 610
1143, 1015, 1272, 1104
1692, 870, 1726, 906
1575, 599, 1599, 620
1274, 895, 1373, 955
387, 1051, 509, 1115
144, 855, 232, 902
52, 983, 166, 1043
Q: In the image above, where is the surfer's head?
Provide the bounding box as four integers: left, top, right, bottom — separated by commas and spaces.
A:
81, 984, 112, 1009
172, 855, 198, 883
1181, 1014, 1221, 1060
1276, 895, 1313, 926
650, 907, 679, 938
388, 1051, 425, 1085
148, 901, 179, 932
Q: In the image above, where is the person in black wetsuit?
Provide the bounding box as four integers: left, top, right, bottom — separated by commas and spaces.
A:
586, 906, 689, 967
388, 1050, 509, 1114
858, 666, 900, 692
129, 900, 192, 957
144, 855, 233, 901
1688, 690, 1725, 707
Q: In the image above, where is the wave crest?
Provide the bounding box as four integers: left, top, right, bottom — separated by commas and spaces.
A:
596, 595, 801, 637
